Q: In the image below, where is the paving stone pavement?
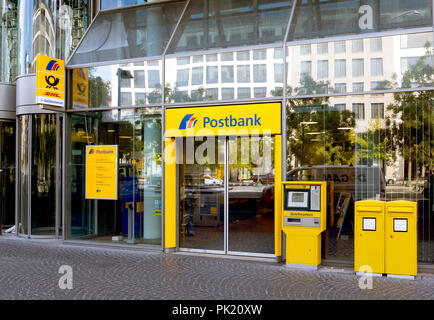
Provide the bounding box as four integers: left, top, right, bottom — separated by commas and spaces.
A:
0, 236, 433, 300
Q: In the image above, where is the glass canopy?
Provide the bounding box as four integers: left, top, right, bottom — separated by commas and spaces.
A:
289, 0, 433, 41
67, 0, 433, 67
67, 1, 186, 66
166, 0, 294, 54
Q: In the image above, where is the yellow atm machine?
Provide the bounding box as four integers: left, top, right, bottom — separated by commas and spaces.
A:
282, 181, 327, 269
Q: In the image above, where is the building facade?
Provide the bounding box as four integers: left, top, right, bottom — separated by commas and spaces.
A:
1, 0, 433, 267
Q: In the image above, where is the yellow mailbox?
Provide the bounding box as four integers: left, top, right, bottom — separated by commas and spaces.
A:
385, 200, 417, 278
354, 200, 385, 275
281, 181, 327, 269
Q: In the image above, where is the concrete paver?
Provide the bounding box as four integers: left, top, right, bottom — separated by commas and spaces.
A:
0, 236, 432, 300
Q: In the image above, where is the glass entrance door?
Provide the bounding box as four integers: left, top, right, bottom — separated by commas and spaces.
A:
178, 137, 225, 252
227, 136, 275, 255
178, 136, 275, 256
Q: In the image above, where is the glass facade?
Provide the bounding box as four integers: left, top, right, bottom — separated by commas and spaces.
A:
68, 1, 185, 66
61, 0, 434, 263
17, 114, 61, 237
289, 0, 432, 41
71, 61, 163, 109
0, 0, 18, 83
67, 108, 162, 246
0, 0, 422, 265
165, 48, 284, 102
17, 0, 90, 75
0, 121, 15, 229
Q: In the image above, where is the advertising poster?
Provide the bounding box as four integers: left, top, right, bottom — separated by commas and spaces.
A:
85, 145, 118, 200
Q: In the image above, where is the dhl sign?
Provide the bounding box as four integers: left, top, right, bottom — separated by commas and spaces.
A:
72, 68, 89, 109
36, 55, 65, 108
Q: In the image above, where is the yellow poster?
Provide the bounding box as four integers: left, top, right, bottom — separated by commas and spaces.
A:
85, 145, 118, 200
72, 68, 89, 108
36, 55, 65, 107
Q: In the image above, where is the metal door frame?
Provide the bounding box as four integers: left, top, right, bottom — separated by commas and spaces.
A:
176, 136, 276, 258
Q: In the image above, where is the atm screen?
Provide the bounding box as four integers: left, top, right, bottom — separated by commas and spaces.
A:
287, 191, 309, 208
292, 193, 305, 203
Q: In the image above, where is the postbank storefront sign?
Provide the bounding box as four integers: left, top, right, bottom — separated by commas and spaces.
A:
166, 103, 282, 137
85, 145, 118, 200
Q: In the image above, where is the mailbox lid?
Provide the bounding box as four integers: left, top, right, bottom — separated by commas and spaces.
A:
355, 200, 385, 216
385, 200, 417, 215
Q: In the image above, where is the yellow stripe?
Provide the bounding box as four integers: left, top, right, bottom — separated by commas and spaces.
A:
274, 135, 282, 257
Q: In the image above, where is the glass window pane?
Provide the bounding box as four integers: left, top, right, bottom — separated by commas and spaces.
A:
253, 64, 267, 83
69, 2, 186, 65
135, 92, 146, 105
334, 59, 346, 78
206, 54, 218, 62
254, 87, 267, 97
206, 88, 218, 100
352, 103, 365, 120
148, 70, 160, 88
221, 52, 234, 61
370, 37, 382, 52
352, 59, 364, 77
253, 49, 267, 60
274, 63, 283, 83
317, 42, 328, 54
274, 48, 283, 59
237, 51, 250, 61
401, 32, 433, 49
334, 83, 347, 93
222, 88, 234, 100
176, 69, 189, 87
191, 67, 203, 85
371, 103, 384, 119
167, 0, 294, 54
317, 60, 329, 79
206, 66, 219, 84
353, 82, 364, 92
177, 57, 190, 65
237, 65, 251, 83
134, 70, 146, 88
300, 61, 312, 79
289, 0, 432, 41
300, 44, 311, 55
371, 58, 383, 76
237, 87, 251, 99
221, 66, 234, 83
352, 39, 364, 53
334, 41, 346, 54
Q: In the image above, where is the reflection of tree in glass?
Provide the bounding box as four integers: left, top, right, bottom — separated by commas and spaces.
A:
285, 76, 355, 170
88, 74, 112, 108
385, 44, 434, 181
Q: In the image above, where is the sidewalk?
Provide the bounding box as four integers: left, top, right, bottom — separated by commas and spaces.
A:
0, 236, 432, 300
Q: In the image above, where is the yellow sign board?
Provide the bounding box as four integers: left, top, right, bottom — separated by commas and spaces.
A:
36, 55, 65, 107
72, 68, 89, 109
166, 103, 281, 137
85, 145, 118, 200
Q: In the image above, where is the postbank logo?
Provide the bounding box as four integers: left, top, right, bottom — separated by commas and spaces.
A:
36, 55, 65, 107
46, 60, 62, 72
167, 103, 281, 138
88, 149, 95, 155
179, 114, 198, 130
